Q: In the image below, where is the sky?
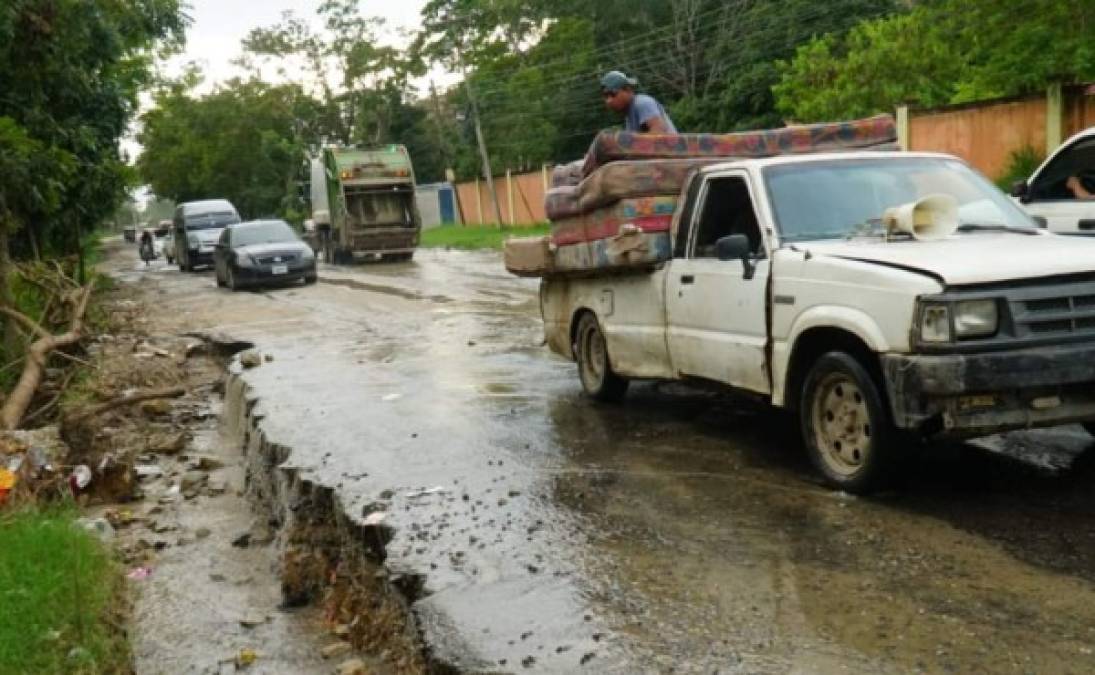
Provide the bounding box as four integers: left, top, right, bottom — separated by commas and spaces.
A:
170, 0, 439, 88
129, 0, 455, 192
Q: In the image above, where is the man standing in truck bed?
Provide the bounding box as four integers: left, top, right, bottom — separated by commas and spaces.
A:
600, 70, 678, 134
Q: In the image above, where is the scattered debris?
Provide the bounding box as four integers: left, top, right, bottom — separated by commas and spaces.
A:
239, 350, 263, 369
235, 648, 258, 668
335, 658, 368, 675
232, 532, 252, 548
78, 517, 115, 541
127, 566, 153, 581
239, 614, 269, 629
321, 642, 352, 660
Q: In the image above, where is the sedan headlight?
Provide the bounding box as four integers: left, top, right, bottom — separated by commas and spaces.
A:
954, 299, 998, 338
920, 303, 951, 343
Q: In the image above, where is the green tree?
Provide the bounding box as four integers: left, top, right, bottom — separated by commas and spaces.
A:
0, 0, 184, 349
138, 77, 318, 221
774, 0, 1095, 123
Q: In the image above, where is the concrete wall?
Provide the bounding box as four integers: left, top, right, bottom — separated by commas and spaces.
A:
454, 168, 550, 226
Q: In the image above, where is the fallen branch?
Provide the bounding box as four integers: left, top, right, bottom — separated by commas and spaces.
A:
62, 386, 186, 427
0, 283, 93, 429
21, 369, 78, 427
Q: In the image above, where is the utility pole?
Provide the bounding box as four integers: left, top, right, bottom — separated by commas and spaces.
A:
461, 64, 504, 227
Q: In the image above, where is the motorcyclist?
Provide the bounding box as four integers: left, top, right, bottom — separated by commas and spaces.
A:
139, 229, 154, 265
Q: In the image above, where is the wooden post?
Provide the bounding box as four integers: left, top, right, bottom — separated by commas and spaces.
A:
542, 164, 549, 193
474, 177, 483, 226
1046, 83, 1063, 153
896, 105, 910, 151
506, 170, 515, 227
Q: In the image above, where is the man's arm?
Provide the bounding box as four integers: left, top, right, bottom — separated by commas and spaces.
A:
632, 95, 671, 133
1067, 176, 1093, 199
644, 116, 670, 134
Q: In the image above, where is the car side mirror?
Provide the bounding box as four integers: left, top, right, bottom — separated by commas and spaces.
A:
1011, 179, 1030, 202
715, 234, 756, 280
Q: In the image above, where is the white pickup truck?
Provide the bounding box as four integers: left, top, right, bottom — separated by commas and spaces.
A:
542, 151, 1095, 493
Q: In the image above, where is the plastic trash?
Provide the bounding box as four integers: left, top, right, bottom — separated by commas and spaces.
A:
78, 517, 116, 542
0, 468, 15, 505
126, 566, 153, 580
71, 465, 92, 489
236, 648, 258, 668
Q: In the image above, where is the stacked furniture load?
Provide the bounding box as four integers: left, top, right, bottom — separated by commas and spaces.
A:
504, 114, 898, 278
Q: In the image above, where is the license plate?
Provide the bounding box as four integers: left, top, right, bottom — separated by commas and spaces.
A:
272, 264, 288, 275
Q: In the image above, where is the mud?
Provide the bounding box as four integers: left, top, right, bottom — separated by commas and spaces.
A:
104, 239, 1095, 674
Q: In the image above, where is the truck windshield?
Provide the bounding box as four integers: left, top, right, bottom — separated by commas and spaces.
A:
764, 158, 1036, 242
185, 212, 240, 230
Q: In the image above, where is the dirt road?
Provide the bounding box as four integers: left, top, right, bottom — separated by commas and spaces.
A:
109, 239, 1095, 673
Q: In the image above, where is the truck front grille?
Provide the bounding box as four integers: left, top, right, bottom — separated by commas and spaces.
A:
1011, 284, 1095, 339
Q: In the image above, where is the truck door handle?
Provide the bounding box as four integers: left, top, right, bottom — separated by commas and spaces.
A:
1080, 220, 1095, 231
680, 275, 695, 285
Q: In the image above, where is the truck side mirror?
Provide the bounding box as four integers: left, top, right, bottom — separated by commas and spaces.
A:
1011, 179, 1030, 202
715, 234, 755, 280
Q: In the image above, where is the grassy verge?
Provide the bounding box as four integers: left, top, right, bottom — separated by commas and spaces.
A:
0, 506, 128, 674
420, 223, 551, 251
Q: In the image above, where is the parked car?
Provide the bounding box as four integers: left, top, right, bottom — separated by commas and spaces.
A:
173, 199, 241, 271
542, 151, 1095, 493
213, 219, 317, 290
1011, 126, 1095, 232
122, 225, 136, 243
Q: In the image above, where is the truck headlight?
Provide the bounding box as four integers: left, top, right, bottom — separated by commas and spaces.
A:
920, 303, 951, 343
954, 299, 998, 338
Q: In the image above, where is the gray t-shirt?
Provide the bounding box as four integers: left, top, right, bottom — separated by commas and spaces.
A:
626, 93, 677, 133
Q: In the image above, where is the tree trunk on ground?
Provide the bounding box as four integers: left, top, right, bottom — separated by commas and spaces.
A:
0, 283, 93, 430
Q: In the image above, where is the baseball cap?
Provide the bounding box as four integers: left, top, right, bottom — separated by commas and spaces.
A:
600, 71, 637, 92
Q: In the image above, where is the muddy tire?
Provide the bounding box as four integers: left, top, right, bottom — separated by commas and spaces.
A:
304, 273, 317, 285
574, 313, 628, 402
215, 269, 225, 287
226, 265, 238, 291
1082, 422, 1095, 437
800, 351, 899, 494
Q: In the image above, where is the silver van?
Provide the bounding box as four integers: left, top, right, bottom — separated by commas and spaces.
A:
173, 199, 241, 271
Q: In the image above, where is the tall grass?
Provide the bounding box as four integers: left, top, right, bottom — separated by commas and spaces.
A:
0, 506, 128, 674
420, 223, 552, 251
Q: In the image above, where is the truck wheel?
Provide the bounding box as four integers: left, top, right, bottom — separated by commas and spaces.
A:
575, 313, 628, 402
226, 266, 238, 291
1082, 423, 1095, 437
800, 351, 899, 494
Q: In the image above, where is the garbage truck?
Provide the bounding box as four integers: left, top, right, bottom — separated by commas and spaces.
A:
312, 145, 421, 263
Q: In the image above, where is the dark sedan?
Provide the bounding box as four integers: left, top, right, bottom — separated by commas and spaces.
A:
213, 220, 317, 290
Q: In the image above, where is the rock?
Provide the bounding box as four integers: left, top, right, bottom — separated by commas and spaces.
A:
263, 353, 274, 363
210, 573, 227, 582
148, 432, 189, 455
150, 520, 175, 534
250, 527, 275, 545
321, 642, 352, 659
140, 399, 173, 417
335, 658, 368, 675
188, 455, 225, 471
195, 527, 212, 539
232, 533, 252, 548
239, 350, 262, 369
206, 480, 228, 496
239, 614, 268, 628
333, 624, 351, 637
180, 470, 207, 491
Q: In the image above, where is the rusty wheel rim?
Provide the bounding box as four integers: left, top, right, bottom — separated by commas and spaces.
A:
812, 372, 871, 476
579, 321, 606, 391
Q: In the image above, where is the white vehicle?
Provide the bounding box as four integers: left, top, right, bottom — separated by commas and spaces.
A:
543, 152, 1095, 493
173, 199, 241, 271
1012, 127, 1095, 233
